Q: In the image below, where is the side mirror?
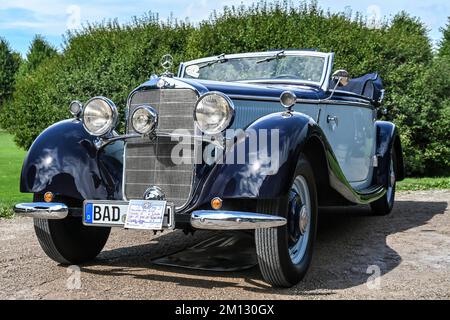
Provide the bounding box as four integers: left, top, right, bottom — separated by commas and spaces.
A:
332, 70, 350, 87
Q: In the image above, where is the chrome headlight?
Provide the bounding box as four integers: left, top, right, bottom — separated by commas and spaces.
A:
131, 106, 158, 135
194, 92, 234, 135
82, 97, 118, 136
280, 91, 297, 110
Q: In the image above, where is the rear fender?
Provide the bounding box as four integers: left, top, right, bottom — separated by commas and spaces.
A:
374, 121, 405, 186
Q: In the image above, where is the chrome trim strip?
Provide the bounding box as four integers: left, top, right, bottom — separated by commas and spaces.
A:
228, 94, 306, 102
322, 52, 334, 91
97, 130, 225, 149
321, 99, 374, 108
227, 94, 374, 109
13, 203, 68, 220
316, 133, 386, 204
190, 210, 287, 230
95, 133, 141, 148
235, 79, 322, 87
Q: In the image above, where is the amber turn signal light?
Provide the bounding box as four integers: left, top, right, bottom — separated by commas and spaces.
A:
211, 197, 223, 210
43, 192, 54, 203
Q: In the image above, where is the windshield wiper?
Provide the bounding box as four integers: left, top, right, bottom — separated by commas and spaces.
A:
256, 50, 286, 64
199, 53, 228, 69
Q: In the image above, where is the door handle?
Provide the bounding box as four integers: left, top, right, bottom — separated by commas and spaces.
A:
327, 115, 338, 130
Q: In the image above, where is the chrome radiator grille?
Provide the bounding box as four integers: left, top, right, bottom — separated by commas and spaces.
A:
124, 88, 198, 207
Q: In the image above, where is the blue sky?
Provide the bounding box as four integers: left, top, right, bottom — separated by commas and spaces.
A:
0, 0, 448, 56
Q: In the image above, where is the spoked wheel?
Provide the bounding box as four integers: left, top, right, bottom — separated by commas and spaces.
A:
255, 155, 318, 287
287, 176, 312, 265
371, 150, 397, 216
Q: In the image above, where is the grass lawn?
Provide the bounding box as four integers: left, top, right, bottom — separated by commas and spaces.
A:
0, 131, 31, 218
397, 177, 450, 191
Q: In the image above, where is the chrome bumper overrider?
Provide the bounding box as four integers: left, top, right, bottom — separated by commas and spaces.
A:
13, 203, 69, 220
190, 210, 286, 230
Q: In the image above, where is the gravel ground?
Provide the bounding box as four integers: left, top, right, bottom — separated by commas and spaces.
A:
0, 190, 449, 300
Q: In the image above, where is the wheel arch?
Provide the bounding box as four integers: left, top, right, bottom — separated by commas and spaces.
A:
190, 111, 315, 207
302, 136, 328, 203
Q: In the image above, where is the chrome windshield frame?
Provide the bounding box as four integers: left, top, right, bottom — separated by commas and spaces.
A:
179, 50, 335, 91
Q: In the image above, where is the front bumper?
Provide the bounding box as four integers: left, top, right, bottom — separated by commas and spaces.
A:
13, 202, 286, 230
13, 203, 68, 220
190, 210, 286, 230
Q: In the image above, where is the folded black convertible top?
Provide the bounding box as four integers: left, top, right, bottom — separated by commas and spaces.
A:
339, 73, 384, 103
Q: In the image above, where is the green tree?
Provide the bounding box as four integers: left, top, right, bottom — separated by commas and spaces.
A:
0, 38, 20, 109
425, 18, 450, 175
378, 12, 436, 175
439, 17, 450, 57
17, 35, 58, 77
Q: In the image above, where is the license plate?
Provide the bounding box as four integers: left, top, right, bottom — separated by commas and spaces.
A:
83, 200, 174, 229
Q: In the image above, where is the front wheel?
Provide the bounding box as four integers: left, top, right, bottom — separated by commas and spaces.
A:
33, 195, 111, 265
255, 155, 318, 287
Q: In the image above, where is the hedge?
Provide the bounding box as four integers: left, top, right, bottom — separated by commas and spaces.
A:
0, 1, 448, 176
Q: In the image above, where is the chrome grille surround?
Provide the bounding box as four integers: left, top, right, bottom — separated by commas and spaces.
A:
124, 88, 199, 209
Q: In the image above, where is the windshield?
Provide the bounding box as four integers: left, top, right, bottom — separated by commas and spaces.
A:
182, 54, 326, 85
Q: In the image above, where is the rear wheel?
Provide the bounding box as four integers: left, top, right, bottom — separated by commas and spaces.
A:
255, 155, 318, 287
33, 194, 110, 265
370, 150, 397, 216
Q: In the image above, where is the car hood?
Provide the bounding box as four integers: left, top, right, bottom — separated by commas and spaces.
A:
138, 77, 326, 100
181, 78, 325, 100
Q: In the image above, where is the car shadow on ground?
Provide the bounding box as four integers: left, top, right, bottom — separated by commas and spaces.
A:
79, 200, 447, 295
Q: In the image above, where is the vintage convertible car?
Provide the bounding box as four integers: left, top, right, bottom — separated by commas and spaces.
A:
14, 50, 404, 287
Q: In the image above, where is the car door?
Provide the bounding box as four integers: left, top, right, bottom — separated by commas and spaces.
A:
319, 102, 377, 189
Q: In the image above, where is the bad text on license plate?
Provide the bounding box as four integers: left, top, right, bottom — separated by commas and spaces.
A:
83, 200, 174, 230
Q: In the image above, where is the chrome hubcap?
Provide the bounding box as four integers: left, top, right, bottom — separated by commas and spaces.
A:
390, 162, 396, 186
287, 175, 311, 265
299, 205, 308, 235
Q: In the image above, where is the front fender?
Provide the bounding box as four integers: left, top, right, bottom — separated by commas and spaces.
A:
20, 119, 124, 201
194, 111, 317, 204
